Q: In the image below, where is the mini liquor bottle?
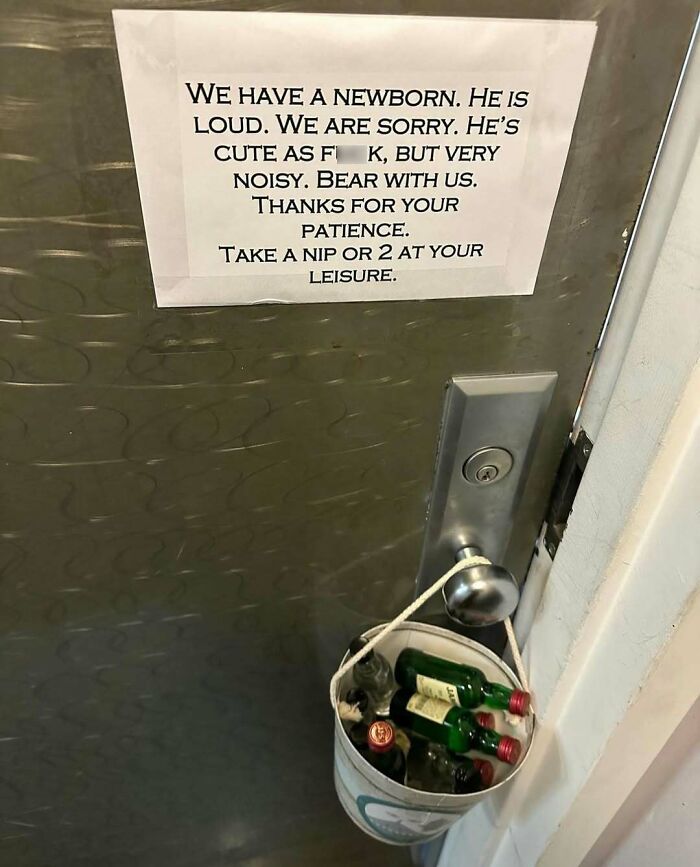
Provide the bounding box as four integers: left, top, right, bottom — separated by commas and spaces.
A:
366, 720, 406, 784
395, 648, 530, 716
349, 721, 370, 756
390, 690, 522, 765
406, 740, 494, 794
349, 636, 396, 715
344, 687, 373, 723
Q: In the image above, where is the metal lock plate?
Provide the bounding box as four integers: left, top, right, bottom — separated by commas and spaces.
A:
416, 373, 557, 599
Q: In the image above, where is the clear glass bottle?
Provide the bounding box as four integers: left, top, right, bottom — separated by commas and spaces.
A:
406, 739, 494, 793
349, 636, 396, 715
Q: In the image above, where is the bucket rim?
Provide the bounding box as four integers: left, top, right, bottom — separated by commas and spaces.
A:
334, 620, 536, 802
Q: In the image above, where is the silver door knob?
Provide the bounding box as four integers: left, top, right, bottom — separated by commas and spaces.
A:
442, 546, 520, 627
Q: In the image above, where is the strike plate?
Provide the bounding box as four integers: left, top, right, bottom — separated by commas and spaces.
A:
416, 372, 557, 596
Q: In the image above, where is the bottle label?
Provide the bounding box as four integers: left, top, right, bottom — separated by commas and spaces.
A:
416, 674, 460, 705
406, 693, 452, 724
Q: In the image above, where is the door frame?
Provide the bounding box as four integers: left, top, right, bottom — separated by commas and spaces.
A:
439, 17, 700, 867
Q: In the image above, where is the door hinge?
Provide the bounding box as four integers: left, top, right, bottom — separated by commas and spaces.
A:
543, 429, 593, 558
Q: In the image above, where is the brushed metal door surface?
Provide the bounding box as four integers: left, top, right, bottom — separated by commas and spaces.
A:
0, 2, 695, 865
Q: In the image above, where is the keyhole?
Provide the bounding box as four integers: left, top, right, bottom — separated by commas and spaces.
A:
475, 465, 499, 483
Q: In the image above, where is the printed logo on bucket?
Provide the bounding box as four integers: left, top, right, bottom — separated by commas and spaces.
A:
356, 795, 453, 844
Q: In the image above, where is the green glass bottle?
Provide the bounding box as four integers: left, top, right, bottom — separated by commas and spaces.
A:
395, 648, 530, 716
390, 690, 522, 765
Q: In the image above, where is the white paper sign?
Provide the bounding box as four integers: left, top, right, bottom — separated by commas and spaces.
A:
113, 11, 595, 306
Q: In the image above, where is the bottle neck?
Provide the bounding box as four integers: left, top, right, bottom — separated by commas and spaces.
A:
481, 681, 514, 711
357, 654, 380, 674
452, 760, 481, 794
472, 726, 503, 758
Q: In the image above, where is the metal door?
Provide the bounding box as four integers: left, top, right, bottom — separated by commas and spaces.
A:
0, 2, 695, 865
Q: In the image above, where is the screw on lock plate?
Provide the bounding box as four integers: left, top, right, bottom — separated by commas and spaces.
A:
463, 447, 513, 486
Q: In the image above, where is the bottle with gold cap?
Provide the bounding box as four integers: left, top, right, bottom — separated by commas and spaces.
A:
365, 720, 406, 784
390, 690, 522, 765
395, 648, 530, 716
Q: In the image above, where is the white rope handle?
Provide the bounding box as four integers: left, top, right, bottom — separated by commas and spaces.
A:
329, 554, 531, 710
329, 554, 490, 708
504, 615, 529, 693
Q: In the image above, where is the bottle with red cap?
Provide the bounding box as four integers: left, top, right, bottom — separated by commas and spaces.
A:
406, 740, 494, 794
390, 690, 522, 765
365, 720, 406, 784
395, 648, 531, 717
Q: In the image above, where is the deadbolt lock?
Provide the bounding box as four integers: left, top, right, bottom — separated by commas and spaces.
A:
463, 446, 514, 485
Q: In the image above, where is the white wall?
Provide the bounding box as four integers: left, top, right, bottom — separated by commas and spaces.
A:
581, 698, 700, 867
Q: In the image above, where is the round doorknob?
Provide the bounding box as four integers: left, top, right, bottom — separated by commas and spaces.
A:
442, 546, 520, 627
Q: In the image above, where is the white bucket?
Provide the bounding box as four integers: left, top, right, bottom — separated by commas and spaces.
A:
333, 621, 535, 845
